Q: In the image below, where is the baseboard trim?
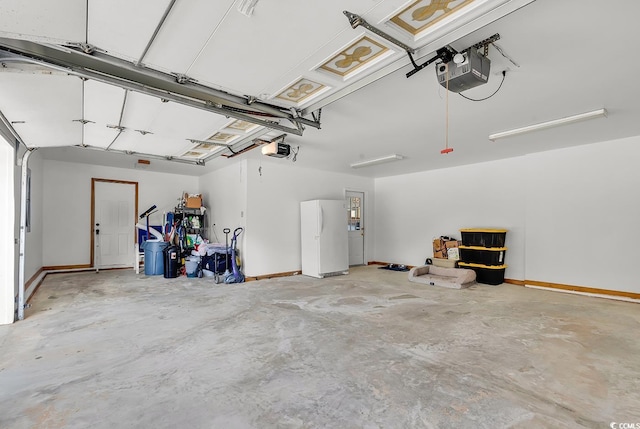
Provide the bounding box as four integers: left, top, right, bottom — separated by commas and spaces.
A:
41, 264, 92, 271
524, 280, 640, 301
244, 263, 398, 281
372, 266, 639, 303
23, 265, 640, 306
26, 267, 44, 289
244, 270, 301, 282
14, 268, 48, 309
498, 278, 639, 302
20, 265, 133, 310
25, 267, 45, 304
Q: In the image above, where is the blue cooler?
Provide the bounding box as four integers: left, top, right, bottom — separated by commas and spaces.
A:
142, 240, 169, 275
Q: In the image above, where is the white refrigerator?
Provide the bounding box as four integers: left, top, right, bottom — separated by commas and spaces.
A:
300, 199, 349, 278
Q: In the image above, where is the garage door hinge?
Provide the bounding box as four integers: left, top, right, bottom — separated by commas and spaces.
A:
173, 73, 197, 85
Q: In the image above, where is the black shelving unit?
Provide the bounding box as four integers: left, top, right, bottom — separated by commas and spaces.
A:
174, 207, 206, 238
458, 228, 507, 285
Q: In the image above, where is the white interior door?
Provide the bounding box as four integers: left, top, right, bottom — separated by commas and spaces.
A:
346, 191, 365, 266
94, 181, 135, 268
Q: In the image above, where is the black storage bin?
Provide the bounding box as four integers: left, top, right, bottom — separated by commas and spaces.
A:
458, 262, 507, 285
163, 245, 180, 278
458, 246, 507, 266
460, 228, 507, 248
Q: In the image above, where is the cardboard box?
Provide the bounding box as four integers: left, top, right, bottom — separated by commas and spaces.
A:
185, 194, 203, 208
433, 237, 460, 259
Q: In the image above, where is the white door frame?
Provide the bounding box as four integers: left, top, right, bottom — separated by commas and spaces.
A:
345, 189, 366, 266
0, 141, 15, 324
91, 178, 138, 268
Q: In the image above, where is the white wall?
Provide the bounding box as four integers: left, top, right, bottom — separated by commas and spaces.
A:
25, 150, 43, 283
198, 157, 374, 277
42, 160, 198, 267
198, 159, 247, 244
243, 158, 375, 277
374, 157, 527, 279
41, 156, 373, 277
34, 135, 640, 294
525, 136, 640, 293
375, 135, 640, 293
0, 140, 15, 324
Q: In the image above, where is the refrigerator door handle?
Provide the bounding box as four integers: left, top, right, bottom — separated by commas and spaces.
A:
318, 206, 324, 235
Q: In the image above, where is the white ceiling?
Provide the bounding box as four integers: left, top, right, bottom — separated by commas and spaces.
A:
1, 0, 640, 178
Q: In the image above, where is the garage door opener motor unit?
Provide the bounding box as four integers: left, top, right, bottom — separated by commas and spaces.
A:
261, 141, 290, 158
436, 47, 490, 92
343, 10, 497, 92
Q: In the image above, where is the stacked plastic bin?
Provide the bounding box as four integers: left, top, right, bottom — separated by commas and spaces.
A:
458, 228, 507, 285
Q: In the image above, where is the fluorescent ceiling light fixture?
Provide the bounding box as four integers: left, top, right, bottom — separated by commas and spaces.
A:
350, 154, 404, 169
489, 108, 608, 141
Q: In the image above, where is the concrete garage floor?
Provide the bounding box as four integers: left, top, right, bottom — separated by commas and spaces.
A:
1, 266, 639, 428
